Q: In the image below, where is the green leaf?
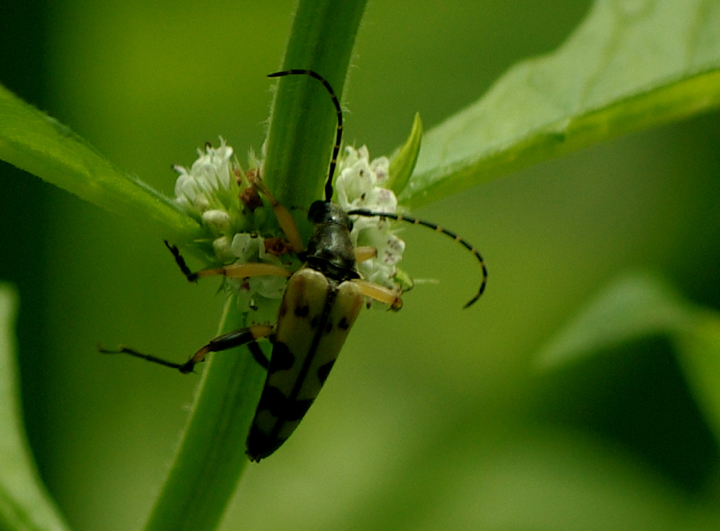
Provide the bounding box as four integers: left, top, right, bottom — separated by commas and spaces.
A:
675, 312, 720, 443
536, 270, 720, 449
0, 285, 72, 531
400, 0, 720, 208
388, 112, 422, 196
537, 271, 695, 368
0, 84, 202, 242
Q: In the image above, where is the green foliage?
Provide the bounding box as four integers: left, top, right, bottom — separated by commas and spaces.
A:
146, 2, 370, 530
538, 271, 697, 368
0, 86, 201, 243
0, 286, 70, 531
538, 269, 720, 443
388, 112, 422, 196
403, 0, 720, 208
1, 1, 720, 531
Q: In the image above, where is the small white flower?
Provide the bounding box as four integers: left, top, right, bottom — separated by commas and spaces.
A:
336, 146, 393, 213
335, 146, 406, 296
174, 140, 234, 214
202, 209, 231, 232
212, 235, 235, 262
228, 233, 287, 311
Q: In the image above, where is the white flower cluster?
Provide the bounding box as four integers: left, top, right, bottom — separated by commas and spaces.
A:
172, 141, 407, 311
174, 139, 237, 224
226, 233, 288, 311
335, 146, 406, 292
173, 139, 285, 310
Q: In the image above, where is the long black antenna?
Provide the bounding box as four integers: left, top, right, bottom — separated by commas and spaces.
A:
268, 69, 343, 202
347, 209, 487, 308
268, 70, 487, 308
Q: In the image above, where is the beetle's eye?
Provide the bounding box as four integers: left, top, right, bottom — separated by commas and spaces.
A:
307, 200, 326, 222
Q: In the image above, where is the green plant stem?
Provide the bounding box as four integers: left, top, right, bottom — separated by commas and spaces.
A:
143, 299, 266, 531
142, 1, 368, 530
264, 0, 368, 228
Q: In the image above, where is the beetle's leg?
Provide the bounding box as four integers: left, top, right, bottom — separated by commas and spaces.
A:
180, 325, 274, 372
165, 241, 197, 281
98, 344, 187, 370
247, 175, 304, 254
354, 246, 377, 263
352, 248, 403, 310
164, 241, 291, 282
247, 342, 271, 370
352, 279, 403, 311
100, 324, 274, 373
194, 263, 291, 281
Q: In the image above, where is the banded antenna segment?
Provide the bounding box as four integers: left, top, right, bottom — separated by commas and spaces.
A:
268, 69, 343, 203
347, 209, 487, 308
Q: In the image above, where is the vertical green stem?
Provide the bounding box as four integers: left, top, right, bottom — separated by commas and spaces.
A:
142, 1, 368, 530
264, 0, 368, 217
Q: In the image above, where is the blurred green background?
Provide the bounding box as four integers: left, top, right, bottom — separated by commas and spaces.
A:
3, 1, 720, 530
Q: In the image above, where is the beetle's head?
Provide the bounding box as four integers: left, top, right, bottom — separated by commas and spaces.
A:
308, 201, 353, 230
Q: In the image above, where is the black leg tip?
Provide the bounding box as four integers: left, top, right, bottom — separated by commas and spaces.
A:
179, 362, 195, 374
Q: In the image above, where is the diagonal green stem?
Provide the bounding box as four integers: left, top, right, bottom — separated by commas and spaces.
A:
143, 300, 266, 531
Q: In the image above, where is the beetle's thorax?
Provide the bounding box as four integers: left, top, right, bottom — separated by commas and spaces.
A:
304, 201, 359, 282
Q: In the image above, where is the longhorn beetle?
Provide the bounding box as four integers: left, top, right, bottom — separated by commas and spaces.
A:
101, 69, 487, 462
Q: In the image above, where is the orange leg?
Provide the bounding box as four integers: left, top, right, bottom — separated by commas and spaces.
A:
165, 241, 291, 282
354, 246, 377, 263
353, 279, 403, 311
247, 174, 304, 254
